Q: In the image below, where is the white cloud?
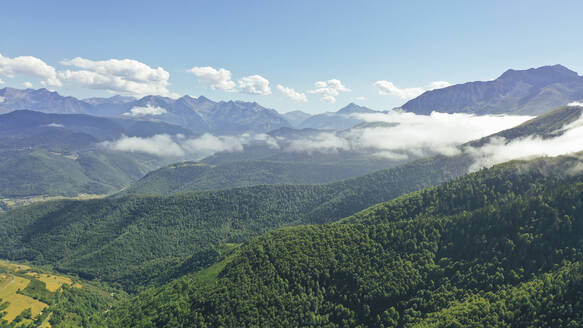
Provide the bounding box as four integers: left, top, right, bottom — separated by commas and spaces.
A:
309, 79, 351, 103
466, 113, 583, 171
374, 81, 425, 99
287, 132, 350, 154
188, 66, 236, 92
102, 134, 185, 157
0, 78, 4, 84
101, 133, 270, 158
277, 84, 307, 102
321, 95, 336, 103
0, 53, 61, 86
123, 105, 167, 117
284, 111, 531, 158
355, 96, 366, 101
568, 101, 583, 107
237, 74, 271, 95
181, 133, 244, 156
374, 80, 452, 99
23, 81, 33, 88
44, 123, 65, 128
0, 96, 4, 103
60, 57, 172, 97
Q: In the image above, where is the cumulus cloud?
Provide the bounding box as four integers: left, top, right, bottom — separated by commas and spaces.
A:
237, 74, 271, 95
0, 53, 61, 86
23, 81, 33, 88
374, 80, 452, 99
0, 96, 4, 103
0, 78, 4, 84
309, 79, 351, 103
188, 66, 236, 91
276, 84, 307, 102
123, 105, 167, 117
60, 57, 172, 97
284, 111, 531, 159
466, 113, 583, 171
568, 101, 583, 107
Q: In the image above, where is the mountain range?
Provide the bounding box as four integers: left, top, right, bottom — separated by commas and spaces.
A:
402, 64, 583, 115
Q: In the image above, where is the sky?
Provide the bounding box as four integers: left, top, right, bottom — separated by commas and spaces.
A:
1, 0, 582, 114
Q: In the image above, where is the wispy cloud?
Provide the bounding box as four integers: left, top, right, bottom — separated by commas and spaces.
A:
374, 80, 451, 99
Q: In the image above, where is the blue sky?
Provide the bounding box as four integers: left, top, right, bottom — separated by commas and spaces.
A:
1, 0, 582, 113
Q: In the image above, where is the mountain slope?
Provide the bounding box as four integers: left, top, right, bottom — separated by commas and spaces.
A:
119, 160, 395, 196
282, 110, 312, 127
103, 153, 583, 327
402, 65, 583, 115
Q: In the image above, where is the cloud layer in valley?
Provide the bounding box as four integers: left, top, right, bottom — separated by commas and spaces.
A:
102, 132, 279, 158
285, 111, 531, 158
465, 112, 583, 170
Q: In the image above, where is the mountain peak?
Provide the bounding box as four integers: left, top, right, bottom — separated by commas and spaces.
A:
497, 64, 579, 84
336, 103, 376, 114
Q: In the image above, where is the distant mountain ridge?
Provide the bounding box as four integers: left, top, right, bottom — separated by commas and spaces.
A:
0, 88, 291, 134
299, 103, 377, 130
402, 64, 583, 115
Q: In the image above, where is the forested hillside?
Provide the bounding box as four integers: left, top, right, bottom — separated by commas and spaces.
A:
0, 154, 469, 292
103, 154, 583, 327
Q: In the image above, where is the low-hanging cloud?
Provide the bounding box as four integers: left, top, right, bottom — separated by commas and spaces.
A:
102, 132, 278, 158
123, 105, 168, 117
466, 112, 583, 171
283, 111, 532, 159
568, 101, 583, 107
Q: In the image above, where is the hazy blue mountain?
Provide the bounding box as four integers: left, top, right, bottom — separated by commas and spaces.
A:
299, 103, 377, 130
0, 87, 292, 134
0, 87, 93, 114
282, 110, 312, 127
0, 110, 192, 141
402, 64, 583, 115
